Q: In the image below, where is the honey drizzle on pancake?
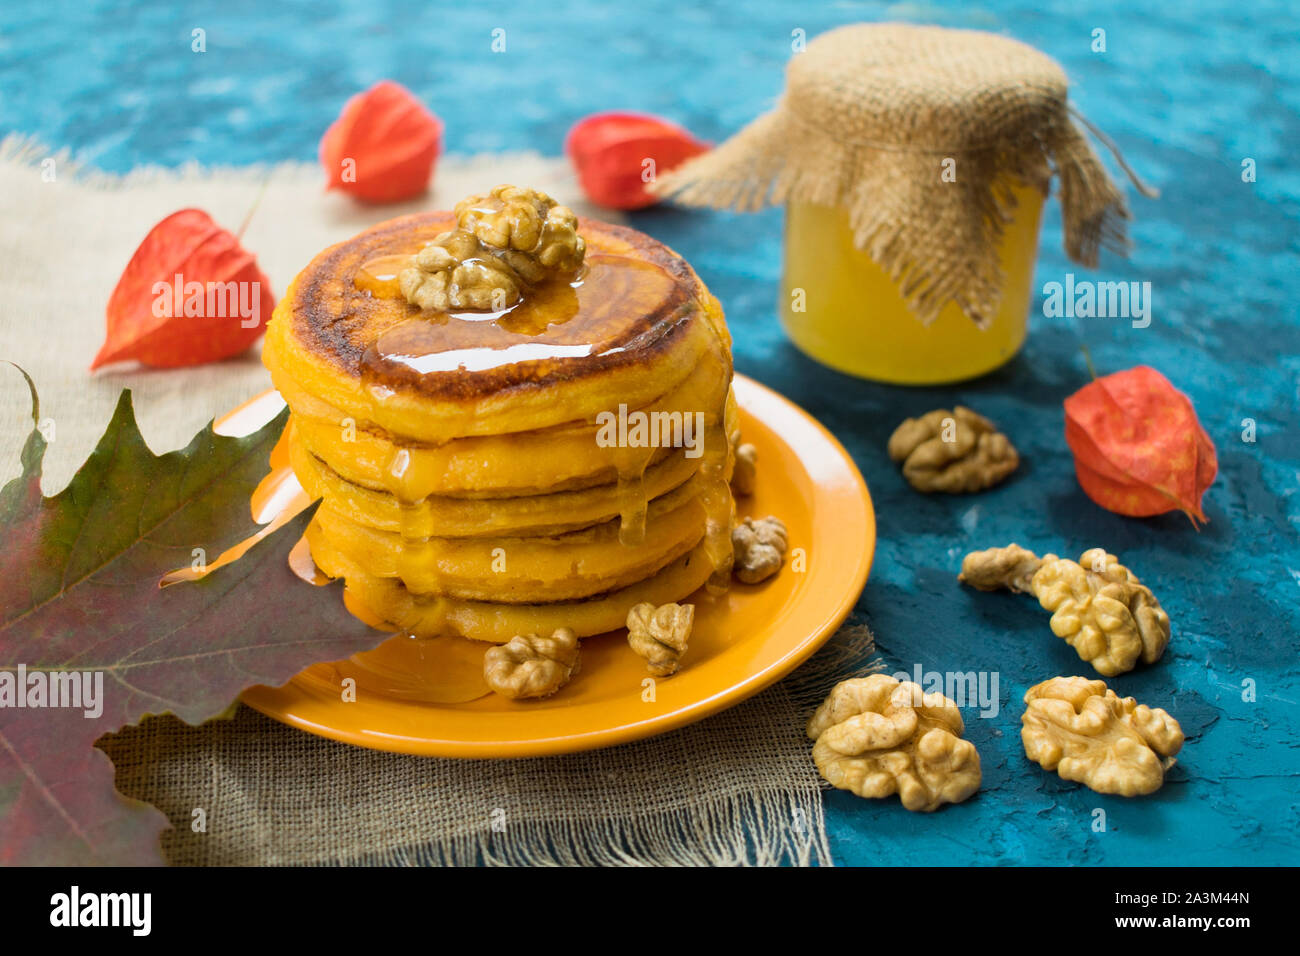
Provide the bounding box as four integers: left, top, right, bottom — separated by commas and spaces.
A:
353, 254, 415, 298
692, 309, 737, 589
699, 414, 736, 592
611, 444, 656, 546
357, 255, 676, 378
378, 450, 447, 617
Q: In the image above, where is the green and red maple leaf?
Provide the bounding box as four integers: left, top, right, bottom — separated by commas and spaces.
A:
0, 368, 386, 865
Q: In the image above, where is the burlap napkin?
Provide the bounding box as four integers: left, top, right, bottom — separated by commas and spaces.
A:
97, 649, 876, 866
1, 138, 875, 866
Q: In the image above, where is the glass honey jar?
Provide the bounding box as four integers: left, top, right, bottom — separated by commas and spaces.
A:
657, 23, 1140, 385
780, 182, 1045, 383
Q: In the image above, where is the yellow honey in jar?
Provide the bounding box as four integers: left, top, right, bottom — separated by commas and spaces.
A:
780, 182, 1046, 384
654, 24, 1138, 387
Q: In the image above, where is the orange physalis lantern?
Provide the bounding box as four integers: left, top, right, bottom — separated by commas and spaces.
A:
320, 81, 443, 204
1064, 365, 1218, 526
92, 209, 275, 370
565, 111, 708, 210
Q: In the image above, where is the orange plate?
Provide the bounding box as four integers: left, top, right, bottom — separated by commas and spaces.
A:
234, 374, 874, 757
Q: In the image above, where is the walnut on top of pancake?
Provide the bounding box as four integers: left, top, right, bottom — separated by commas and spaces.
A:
399, 185, 586, 312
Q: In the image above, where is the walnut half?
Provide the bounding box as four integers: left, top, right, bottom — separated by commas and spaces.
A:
400, 230, 523, 311
483, 628, 580, 699
399, 184, 585, 313
959, 545, 1171, 677
887, 406, 1018, 494
730, 442, 758, 496
1021, 676, 1184, 796
959, 543, 1043, 594
455, 184, 585, 282
1033, 549, 1171, 676
626, 602, 694, 677
806, 674, 982, 812
732, 515, 788, 584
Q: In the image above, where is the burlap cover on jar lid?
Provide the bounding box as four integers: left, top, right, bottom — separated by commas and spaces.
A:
654, 23, 1155, 328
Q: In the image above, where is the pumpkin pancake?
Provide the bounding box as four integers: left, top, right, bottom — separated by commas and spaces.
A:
288, 420, 714, 537
307, 488, 707, 603
266, 193, 736, 645
305, 534, 718, 644
261, 212, 732, 443
281, 358, 731, 500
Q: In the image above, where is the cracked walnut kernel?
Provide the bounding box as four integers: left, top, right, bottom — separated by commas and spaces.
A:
626, 602, 694, 677
887, 406, 1018, 493
806, 674, 981, 812
399, 184, 585, 312
455, 184, 585, 281
400, 229, 523, 311
959, 545, 1171, 677
958, 543, 1044, 595
730, 442, 758, 496
1021, 676, 1184, 796
732, 515, 787, 584
1034, 549, 1170, 677
482, 627, 580, 699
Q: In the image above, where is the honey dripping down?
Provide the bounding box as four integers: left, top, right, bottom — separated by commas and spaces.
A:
612, 444, 656, 546
699, 413, 736, 594
695, 331, 736, 593
388, 447, 447, 614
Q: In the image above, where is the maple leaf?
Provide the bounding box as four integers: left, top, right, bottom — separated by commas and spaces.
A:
0, 369, 385, 865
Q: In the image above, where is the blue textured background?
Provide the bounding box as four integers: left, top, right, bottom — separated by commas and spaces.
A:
4, 0, 1297, 865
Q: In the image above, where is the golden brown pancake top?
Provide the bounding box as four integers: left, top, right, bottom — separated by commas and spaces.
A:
285, 212, 708, 401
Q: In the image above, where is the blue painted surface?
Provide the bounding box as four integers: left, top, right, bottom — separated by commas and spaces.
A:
4, 0, 1297, 865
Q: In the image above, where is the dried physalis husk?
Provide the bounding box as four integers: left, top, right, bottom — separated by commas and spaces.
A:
888, 406, 1018, 493
566, 111, 709, 210
1021, 676, 1184, 796
1064, 366, 1217, 526
94, 209, 275, 369
320, 80, 442, 203
482, 628, 580, 699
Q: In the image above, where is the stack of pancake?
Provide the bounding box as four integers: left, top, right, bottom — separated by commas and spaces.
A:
262, 208, 736, 644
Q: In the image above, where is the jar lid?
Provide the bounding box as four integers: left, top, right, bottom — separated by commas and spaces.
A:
656, 23, 1152, 327
786, 24, 1067, 151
